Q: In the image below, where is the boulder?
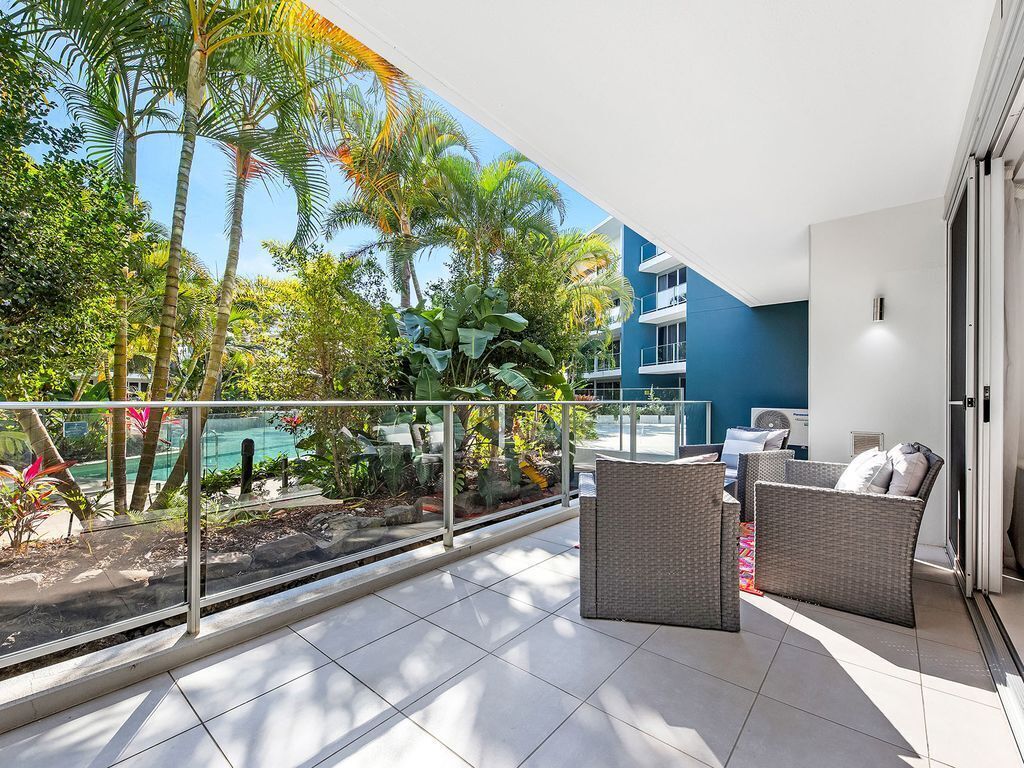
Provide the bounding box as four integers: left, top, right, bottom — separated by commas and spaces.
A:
205, 552, 252, 579
253, 533, 319, 566
453, 490, 487, 518
315, 526, 387, 559
415, 496, 443, 514
308, 511, 383, 541
69, 568, 151, 591
0, 573, 44, 620
383, 505, 422, 526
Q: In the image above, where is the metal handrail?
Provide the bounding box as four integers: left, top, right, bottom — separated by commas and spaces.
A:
640, 342, 687, 366
639, 287, 687, 314
0, 396, 712, 669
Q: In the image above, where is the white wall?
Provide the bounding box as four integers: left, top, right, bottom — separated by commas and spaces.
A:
809, 198, 948, 545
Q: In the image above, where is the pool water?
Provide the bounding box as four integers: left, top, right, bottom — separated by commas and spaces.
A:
72, 414, 300, 483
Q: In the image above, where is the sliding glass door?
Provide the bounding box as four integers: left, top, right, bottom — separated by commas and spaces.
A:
948, 158, 979, 592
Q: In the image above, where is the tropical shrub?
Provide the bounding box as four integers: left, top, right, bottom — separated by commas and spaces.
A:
0, 458, 75, 549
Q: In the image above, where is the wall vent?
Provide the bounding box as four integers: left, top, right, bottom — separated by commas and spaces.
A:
850, 431, 884, 456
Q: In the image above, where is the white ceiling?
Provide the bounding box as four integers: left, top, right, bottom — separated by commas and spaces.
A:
308, 0, 994, 305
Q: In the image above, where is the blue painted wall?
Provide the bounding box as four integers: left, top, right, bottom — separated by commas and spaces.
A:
683, 271, 809, 446
619, 227, 659, 398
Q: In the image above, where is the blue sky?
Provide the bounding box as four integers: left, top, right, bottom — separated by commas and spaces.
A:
126, 92, 608, 300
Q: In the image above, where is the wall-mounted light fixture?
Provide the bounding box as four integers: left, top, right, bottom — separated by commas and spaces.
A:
872, 296, 885, 322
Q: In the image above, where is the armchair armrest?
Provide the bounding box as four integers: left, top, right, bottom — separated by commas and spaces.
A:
784, 459, 847, 489
678, 443, 724, 459
736, 450, 794, 522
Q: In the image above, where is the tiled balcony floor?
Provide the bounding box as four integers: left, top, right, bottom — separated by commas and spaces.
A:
1, 517, 1021, 768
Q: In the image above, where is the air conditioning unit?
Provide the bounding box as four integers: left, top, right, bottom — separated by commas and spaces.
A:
751, 407, 809, 448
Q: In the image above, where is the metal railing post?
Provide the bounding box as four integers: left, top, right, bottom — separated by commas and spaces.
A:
629, 402, 638, 461
442, 404, 455, 548
186, 405, 202, 635
497, 404, 506, 454
561, 402, 571, 507
673, 402, 682, 453
705, 401, 712, 444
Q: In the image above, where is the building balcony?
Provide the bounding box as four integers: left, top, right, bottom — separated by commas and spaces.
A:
638, 287, 686, 324
582, 352, 621, 379
639, 341, 686, 374
638, 242, 687, 273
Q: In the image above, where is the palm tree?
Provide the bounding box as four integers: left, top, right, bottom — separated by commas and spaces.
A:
15, 0, 174, 513
321, 89, 472, 306
428, 151, 565, 286
150, 40, 329, 506
545, 230, 634, 330
129, 0, 408, 512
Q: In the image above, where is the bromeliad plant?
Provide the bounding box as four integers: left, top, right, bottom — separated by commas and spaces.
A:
0, 458, 76, 550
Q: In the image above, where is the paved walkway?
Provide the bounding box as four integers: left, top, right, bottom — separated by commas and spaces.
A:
0, 518, 1020, 767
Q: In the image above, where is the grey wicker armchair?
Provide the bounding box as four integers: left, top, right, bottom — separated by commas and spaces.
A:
753, 443, 944, 627
679, 442, 794, 523
579, 458, 740, 631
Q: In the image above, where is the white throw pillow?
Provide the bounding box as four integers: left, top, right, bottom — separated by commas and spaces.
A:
668, 453, 719, 464
835, 449, 892, 494
762, 428, 789, 450
721, 428, 769, 472
887, 444, 929, 497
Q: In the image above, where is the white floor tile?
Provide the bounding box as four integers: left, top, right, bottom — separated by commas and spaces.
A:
554, 597, 659, 645
290, 594, 418, 659
923, 687, 1021, 768
917, 638, 1000, 708
915, 602, 981, 653
528, 521, 579, 548
375, 570, 483, 617
642, 624, 780, 691
739, 592, 793, 641
727, 696, 927, 768
760, 643, 928, 755
485, 535, 569, 562
521, 703, 704, 768
495, 615, 634, 698
338, 620, 486, 708
109, 726, 230, 768
316, 713, 469, 767
0, 674, 199, 768
205, 664, 393, 768
535, 548, 580, 578
406, 655, 578, 768
783, 608, 921, 682
172, 628, 329, 720
488, 563, 580, 612
589, 649, 755, 767
427, 588, 546, 651
438, 551, 529, 587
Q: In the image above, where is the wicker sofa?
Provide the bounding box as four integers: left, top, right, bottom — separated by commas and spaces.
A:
753, 443, 944, 627
678, 441, 794, 523
579, 458, 740, 631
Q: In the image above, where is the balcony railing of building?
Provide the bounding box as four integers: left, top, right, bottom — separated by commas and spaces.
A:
639, 242, 666, 262
640, 341, 687, 366
639, 286, 687, 314
585, 351, 621, 373
0, 397, 711, 670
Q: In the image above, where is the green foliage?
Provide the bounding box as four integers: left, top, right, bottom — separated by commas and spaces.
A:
0, 21, 153, 399
394, 283, 571, 406
200, 453, 289, 494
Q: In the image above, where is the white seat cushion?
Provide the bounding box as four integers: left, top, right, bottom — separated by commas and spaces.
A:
887, 444, 929, 497
721, 428, 769, 472
835, 449, 892, 494
668, 452, 719, 464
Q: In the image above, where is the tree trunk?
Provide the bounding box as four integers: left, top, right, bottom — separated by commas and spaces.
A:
399, 261, 411, 308
130, 45, 206, 512
113, 132, 137, 514
410, 262, 423, 306
153, 161, 247, 508
398, 213, 413, 307
14, 409, 91, 521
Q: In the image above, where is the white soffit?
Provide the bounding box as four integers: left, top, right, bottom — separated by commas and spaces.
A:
308, 0, 993, 305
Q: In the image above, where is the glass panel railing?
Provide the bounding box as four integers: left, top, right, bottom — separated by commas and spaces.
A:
639, 287, 687, 314
584, 352, 620, 374
199, 404, 445, 600
639, 242, 665, 262
640, 342, 687, 366
0, 405, 188, 661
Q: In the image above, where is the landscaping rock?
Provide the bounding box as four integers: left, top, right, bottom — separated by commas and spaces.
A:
69, 568, 151, 591
453, 490, 487, 517
0, 572, 43, 590
314, 526, 388, 559
486, 479, 522, 503
383, 505, 422, 526
205, 552, 252, 579
308, 511, 383, 541
0, 573, 44, 620
253, 533, 318, 566
415, 496, 442, 514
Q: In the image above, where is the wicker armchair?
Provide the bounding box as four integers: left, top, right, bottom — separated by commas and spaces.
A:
579, 458, 740, 631
679, 442, 794, 523
754, 444, 944, 627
